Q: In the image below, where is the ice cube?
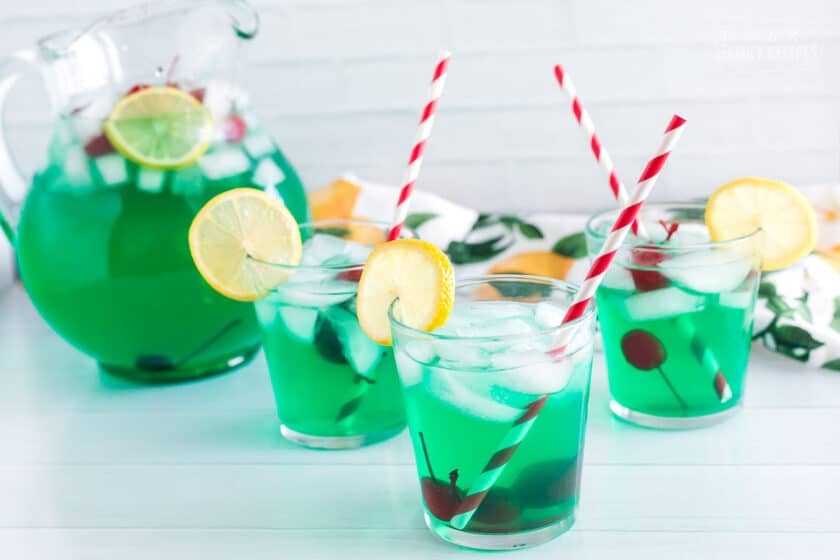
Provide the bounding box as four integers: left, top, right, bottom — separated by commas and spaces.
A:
659, 249, 751, 294
93, 153, 128, 187
70, 117, 103, 144
318, 249, 371, 276
437, 304, 538, 339
449, 316, 538, 339
594, 330, 604, 353
434, 339, 490, 368
403, 341, 436, 365
252, 158, 286, 202
62, 145, 93, 189
301, 234, 352, 266
254, 300, 278, 328
272, 281, 356, 308
622, 286, 706, 322
395, 351, 423, 387
434, 305, 482, 336
170, 166, 204, 196
277, 306, 319, 343
48, 136, 68, 169
252, 157, 285, 187
670, 223, 710, 245
719, 290, 754, 310
341, 238, 374, 264
481, 318, 538, 338
202, 81, 250, 119
467, 301, 533, 320
264, 236, 368, 308
242, 111, 259, 130
199, 147, 250, 181
488, 356, 574, 395
301, 233, 373, 266
534, 302, 566, 329
426, 368, 522, 422
71, 94, 116, 121
324, 306, 383, 379
600, 264, 636, 291
243, 131, 276, 160
52, 117, 76, 148
137, 168, 166, 193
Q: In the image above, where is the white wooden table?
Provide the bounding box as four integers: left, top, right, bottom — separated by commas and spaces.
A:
2, 284, 840, 559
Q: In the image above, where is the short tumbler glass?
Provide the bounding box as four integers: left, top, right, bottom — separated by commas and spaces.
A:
390, 275, 595, 550
255, 220, 408, 449
585, 203, 761, 429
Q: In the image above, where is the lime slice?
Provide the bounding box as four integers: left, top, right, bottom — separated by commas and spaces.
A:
356, 239, 454, 346
104, 86, 213, 170
189, 188, 302, 301
706, 177, 817, 271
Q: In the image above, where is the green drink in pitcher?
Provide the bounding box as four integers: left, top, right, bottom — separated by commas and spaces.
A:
17, 91, 308, 380
585, 203, 761, 428
0, 1, 310, 381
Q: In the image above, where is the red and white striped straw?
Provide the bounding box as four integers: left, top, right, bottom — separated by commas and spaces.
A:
449, 115, 686, 531
553, 68, 734, 405
557, 115, 686, 336
386, 52, 451, 241
553, 64, 646, 237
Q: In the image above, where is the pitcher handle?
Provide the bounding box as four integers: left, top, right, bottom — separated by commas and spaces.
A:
0, 49, 38, 241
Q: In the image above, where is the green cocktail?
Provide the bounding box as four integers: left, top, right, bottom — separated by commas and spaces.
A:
256, 221, 406, 448
16, 95, 309, 381
390, 275, 595, 550
585, 203, 760, 428
0, 0, 312, 382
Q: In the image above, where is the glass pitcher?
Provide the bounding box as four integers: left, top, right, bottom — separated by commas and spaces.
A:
0, 0, 310, 382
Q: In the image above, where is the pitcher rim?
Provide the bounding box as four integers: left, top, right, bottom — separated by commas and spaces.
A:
36, 0, 259, 58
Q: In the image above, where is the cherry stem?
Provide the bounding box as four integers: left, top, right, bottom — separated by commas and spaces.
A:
165, 55, 181, 83
656, 366, 688, 411
175, 319, 241, 368
657, 219, 680, 242
418, 432, 437, 481
449, 469, 460, 501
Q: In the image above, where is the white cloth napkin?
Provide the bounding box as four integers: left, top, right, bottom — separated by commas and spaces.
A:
323, 176, 840, 372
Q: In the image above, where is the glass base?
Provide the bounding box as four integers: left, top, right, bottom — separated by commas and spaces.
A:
425, 513, 575, 551
279, 424, 405, 450
610, 399, 742, 429
99, 346, 259, 384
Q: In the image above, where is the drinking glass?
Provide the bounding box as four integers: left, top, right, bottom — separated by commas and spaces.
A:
390, 275, 595, 550
256, 219, 409, 448
585, 203, 760, 428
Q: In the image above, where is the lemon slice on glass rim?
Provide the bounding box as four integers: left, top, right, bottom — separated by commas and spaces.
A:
188, 188, 302, 301
705, 177, 817, 271
356, 239, 455, 346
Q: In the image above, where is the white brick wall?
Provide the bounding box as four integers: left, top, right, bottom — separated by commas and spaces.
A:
0, 0, 838, 212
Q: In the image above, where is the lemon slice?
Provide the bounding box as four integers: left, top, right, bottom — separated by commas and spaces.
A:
706, 177, 817, 271
104, 86, 213, 169
357, 239, 454, 345
189, 188, 302, 301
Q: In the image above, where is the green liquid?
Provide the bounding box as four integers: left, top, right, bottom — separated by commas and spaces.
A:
16, 112, 310, 380
597, 285, 756, 417
399, 352, 592, 535
258, 297, 406, 441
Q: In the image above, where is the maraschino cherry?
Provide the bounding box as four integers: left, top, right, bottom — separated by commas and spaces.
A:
628, 219, 680, 292
621, 329, 687, 410
468, 486, 523, 528
417, 432, 462, 521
